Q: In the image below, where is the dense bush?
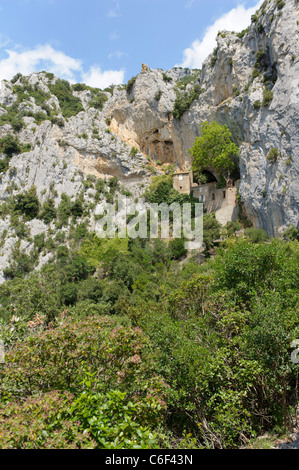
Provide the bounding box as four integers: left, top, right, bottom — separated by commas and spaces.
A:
0, 135, 20, 157
144, 175, 190, 205
125, 76, 137, 94
262, 88, 273, 107
173, 84, 203, 119
49, 79, 84, 118
203, 214, 222, 252
267, 147, 279, 163
210, 47, 219, 67
244, 227, 268, 243
14, 186, 40, 220
0, 153, 298, 449
39, 197, 57, 224
89, 91, 108, 110
276, 0, 285, 10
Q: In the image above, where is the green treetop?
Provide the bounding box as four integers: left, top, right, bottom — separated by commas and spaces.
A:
189, 121, 239, 183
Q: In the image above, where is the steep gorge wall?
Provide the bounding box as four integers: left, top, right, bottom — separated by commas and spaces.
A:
105, 0, 299, 236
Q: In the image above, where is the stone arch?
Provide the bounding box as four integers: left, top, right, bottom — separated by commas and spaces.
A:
193, 169, 218, 184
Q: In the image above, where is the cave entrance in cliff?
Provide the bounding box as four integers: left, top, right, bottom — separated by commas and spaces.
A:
193, 170, 218, 185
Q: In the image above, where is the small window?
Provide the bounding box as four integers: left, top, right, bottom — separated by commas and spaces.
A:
212, 193, 215, 200
223, 191, 226, 199
180, 186, 182, 190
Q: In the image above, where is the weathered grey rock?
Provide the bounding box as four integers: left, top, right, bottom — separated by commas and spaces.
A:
105, 0, 299, 236
0, 0, 297, 283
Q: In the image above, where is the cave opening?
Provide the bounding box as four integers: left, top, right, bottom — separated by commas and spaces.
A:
193, 170, 218, 184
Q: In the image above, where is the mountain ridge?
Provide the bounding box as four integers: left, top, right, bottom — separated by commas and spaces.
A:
0, 0, 298, 282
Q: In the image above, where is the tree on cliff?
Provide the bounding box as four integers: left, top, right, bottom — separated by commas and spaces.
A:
189, 121, 239, 184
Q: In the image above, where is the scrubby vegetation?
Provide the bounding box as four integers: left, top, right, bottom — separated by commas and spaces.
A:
0, 213, 298, 449
0, 55, 298, 450
125, 76, 137, 94
173, 84, 204, 120
49, 79, 84, 118
0, 160, 298, 449
190, 121, 239, 184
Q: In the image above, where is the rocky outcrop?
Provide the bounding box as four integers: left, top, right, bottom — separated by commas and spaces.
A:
0, 0, 297, 285
104, 0, 299, 236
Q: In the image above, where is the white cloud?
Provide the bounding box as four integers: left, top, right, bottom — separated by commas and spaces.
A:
108, 50, 127, 60
109, 31, 120, 41
185, 0, 195, 8
108, 1, 120, 18
178, 1, 263, 69
0, 44, 125, 88
0, 44, 82, 82
82, 66, 125, 89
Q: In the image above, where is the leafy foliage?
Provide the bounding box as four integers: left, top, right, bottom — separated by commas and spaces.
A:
125, 76, 137, 94
144, 175, 190, 205
0, 135, 21, 157
173, 84, 203, 119
49, 79, 84, 118
14, 186, 40, 220
189, 121, 239, 181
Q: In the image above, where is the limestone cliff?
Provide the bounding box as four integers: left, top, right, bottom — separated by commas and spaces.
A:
0, 0, 298, 282
105, 0, 298, 236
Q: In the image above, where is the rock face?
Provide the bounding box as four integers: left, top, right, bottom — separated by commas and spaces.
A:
104, 0, 299, 237
0, 0, 298, 282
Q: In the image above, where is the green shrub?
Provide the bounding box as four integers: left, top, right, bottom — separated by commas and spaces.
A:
49, 79, 84, 118
89, 92, 108, 110
33, 111, 48, 124
237, 27, 249, 38
33, 233, 45, 253
226, 221, 242, 237
39, 198, 56, 224
60, 282, 78, 306
51, 116, 65, 128
262, 88, 273, 107
0, 135, 20, 157
173, 84, 203, 119
144, 175, 189, 205
162, 73, 172, 82
57, 193, 72, 226
11, 73, 23, 84
14, 186, 40, 220
253, 100, 262, 109
255, 50, 266, 69
72, 83, 89, 91
267, 147, 279, 163
210, 47, 218, 67
130, 146, 138, 157
0, 391, 96, 449
3, 250, 36, 280
0, 157, 10, 174
252, 68, 261, 80
167, 238, 187, 260
244, 227, 268, 243
276, 0, 285, 10
45, 72, 55, 81
282, 225, 299, 241
203, 213, 222, 252
125, 76, 137, 94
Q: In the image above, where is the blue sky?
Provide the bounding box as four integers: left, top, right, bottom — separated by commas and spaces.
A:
0, 0, 262, 88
